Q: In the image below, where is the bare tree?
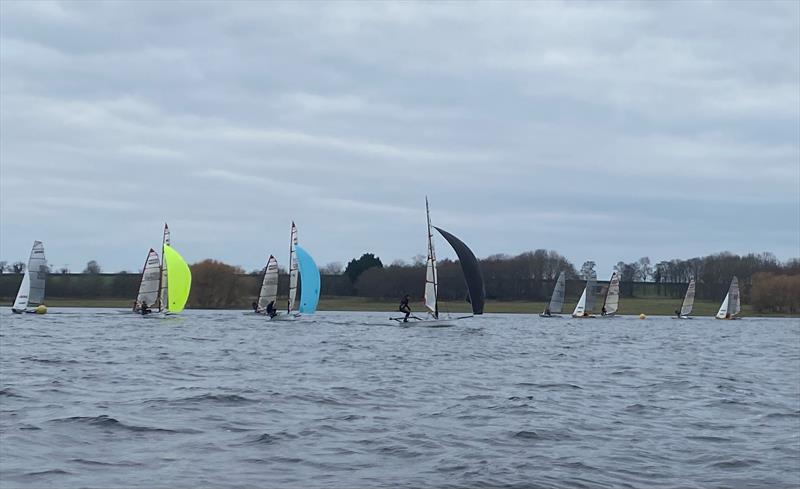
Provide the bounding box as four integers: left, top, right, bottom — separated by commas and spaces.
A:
321, 262, 343, 274
84, 260, 102, 274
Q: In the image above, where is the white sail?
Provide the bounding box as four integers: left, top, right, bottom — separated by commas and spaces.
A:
424, 198, 438, 317
287, 222, 298, 314
258, 255, 279, 311
585, 278, 597, 312
730, 276, 741, 316
26, 241, 46, 307
12, 270, 30, 312
136, 249, 161, 310
159, 223, 170, 312
546, 272, 566, 313
716, 292, 730, 319
603, 272, 620, 315
572, 287, 587, 317
716, 276, 740, 319
680, 279, 696, 316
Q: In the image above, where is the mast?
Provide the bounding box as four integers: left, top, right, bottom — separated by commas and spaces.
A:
425, 197, 439, 319
158, 222, 169, 312
287, 222, 298, 314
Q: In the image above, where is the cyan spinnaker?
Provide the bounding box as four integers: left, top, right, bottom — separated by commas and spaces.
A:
295, 245, 320, 314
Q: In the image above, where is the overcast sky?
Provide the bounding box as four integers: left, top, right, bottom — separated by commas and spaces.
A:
1, 1, 798, 278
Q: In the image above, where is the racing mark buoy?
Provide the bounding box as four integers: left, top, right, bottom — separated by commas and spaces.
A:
35, 305, 47, 314
639, 313, 646, 320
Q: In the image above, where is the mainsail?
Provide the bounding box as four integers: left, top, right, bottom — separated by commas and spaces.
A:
295, 245, 320, 314
258, 255, 279, 311
680, 279, 696, 316
716, 276, 741, 319
603, 272, 620, 315
159, 223, 170, 310
433, 226, 485, 315
162, 244, 191, 313
136, 248, 161, 310
287, 222, 299, 314
26, 241, 46, 307
424, 198, 438, 317
547, 272, 566, 314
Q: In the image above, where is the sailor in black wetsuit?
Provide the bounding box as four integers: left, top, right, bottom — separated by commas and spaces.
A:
140, 301, 151, 315
266, 300, 277, 318
399, 294, 411, 322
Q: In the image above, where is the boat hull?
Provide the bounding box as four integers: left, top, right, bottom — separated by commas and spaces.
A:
539, 313, 563, 318
390, 315, 473, 327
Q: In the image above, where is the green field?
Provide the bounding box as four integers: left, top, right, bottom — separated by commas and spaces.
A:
2, 296, 795, 317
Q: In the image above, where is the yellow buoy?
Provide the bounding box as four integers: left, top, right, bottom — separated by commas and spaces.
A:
639, 313, 646, 320
35, 304, 47, 314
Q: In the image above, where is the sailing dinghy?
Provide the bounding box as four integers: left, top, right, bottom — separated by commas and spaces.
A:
599, 272, 620, 317
272, 222, 320, 320
253, 255, 279, 315
391, 198, 485, 327
672, 279, 696, 319
134, 223, 191, 315
133, 248, 160, 313
571, 278, 597, 318
540, 271, 565, 317
715, 276, 741, 320
11, 241, 47, 314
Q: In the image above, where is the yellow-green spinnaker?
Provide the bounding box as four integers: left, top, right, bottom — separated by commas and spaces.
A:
163, 244, 191, 313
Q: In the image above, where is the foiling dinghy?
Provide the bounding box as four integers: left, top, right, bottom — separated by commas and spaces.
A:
391, 198, 485, 327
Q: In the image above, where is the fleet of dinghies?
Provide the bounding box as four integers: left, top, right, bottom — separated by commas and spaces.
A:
7, 211, 747, 321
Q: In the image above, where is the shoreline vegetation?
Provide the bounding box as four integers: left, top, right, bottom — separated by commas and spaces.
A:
3, 296, 796, 317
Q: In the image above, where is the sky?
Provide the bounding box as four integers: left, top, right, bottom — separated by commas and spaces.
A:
1, 0, 798, 278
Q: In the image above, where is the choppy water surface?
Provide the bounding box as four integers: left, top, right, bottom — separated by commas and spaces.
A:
1, 309, 798, 488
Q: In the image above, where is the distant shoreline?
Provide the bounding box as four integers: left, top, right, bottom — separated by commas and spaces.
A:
2, 297, 796, 318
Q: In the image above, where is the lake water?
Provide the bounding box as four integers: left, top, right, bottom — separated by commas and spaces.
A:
1, 309, 798, 488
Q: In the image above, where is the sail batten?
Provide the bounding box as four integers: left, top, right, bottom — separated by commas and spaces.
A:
433, 226, 485, 315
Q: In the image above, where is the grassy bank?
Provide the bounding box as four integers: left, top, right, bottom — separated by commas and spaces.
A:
2, 296, 796, 317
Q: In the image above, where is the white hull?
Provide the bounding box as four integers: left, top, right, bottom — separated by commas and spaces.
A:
390, 315, 472, 327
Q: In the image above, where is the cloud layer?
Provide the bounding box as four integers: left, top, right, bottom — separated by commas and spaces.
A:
2, 1, 798, 277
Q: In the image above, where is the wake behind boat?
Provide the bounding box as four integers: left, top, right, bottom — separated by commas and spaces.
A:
390, 198, 485, 327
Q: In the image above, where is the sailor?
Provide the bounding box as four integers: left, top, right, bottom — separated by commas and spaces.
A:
675, 309, 681, 318
543, 307, 551, 317
399, 294, 411, 322
601, 306, 607, 316
140, 301, 151, 315
266, 300, 277, 318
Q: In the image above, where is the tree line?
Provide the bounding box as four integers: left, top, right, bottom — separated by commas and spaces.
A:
0, 250, 796, 311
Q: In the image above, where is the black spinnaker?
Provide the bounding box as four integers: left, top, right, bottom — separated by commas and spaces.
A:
433, 226, 485, 315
